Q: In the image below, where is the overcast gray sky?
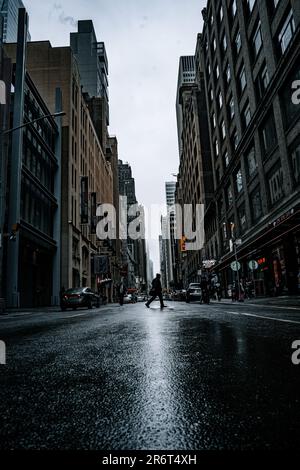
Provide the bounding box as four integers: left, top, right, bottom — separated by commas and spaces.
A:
26, 0, 206, 272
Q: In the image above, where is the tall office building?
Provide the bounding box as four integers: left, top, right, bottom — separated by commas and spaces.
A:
118, 159, 138, 288
199, 0, 300, 295
176, 56, 196, 156
165, 181, 176, 206
3, 10, 61, 308
165, 181, 177, 287
175, 39, 214, 286
70, 20, 109, 126
160, 216, 173, 290
5, 40, 114, 292
0, 0, 30, 42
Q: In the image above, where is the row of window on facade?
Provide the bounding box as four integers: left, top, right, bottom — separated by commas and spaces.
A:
24, 89, 56, 151
206, 0, 293, 63
212, 64, 300, 179
20, 175, 55, 238
209, 53, 297, 161
217, 141, 300, 236
22, 129, 56, 194
205, 4, 296, 138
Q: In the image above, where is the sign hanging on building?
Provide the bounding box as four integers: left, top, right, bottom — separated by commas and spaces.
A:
80, 176, 89, 224
91, 192, 97, 234
231, 261, 241, 271
93, 255, 109, 275
248, 260, 258, 270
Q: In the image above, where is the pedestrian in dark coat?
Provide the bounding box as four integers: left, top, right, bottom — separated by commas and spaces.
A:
145, 274, 165, 309
59, 286, 65, 310
118, 278, 126, 306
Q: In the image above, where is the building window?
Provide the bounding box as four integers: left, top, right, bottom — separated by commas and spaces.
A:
238, 205, 247, 232
261, 111, 277, 155
228, 96, 235, 120
242, 102, 251, 128
268, 164, 284, 205
247, 0, 256, 13
256, 62, 270, 99
218, 91, 223, 109
235, 31, 242, 57
251, 188, 262, 221
277, 8, 296, 55
212, 112, 216, 129
231, 0, 237, 18
221, 120, 226, 140
224, 151, 230, 168
291, 141, 300, 185
225, 63, 231, 84
210, 88, 214, 102
252, 21, 263, 59
215, 139, 219, 157
232, 131, 239, 150
215, 64, 220, 80
235, 168, 243, 193
219, 5, 224, 23
246, 146, 257, 178
227, 185, 233, 207
222, 34, 227, 53
239, 65, 247, 95
213, 36, 217, 51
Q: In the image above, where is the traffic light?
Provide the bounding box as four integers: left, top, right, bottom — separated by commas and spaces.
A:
9, 223, 21, 241
180, 236, 187, 252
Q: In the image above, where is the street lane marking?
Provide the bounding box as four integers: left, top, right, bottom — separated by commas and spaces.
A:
63, 313, 88, 319
245, 304, 300, 311
226, 311, 300, 325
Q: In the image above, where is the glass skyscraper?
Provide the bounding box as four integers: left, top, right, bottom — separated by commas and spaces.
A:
0, 0, 31, 43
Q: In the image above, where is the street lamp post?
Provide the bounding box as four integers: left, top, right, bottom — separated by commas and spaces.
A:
230, 222, 241, 301
0, 112, 65, 136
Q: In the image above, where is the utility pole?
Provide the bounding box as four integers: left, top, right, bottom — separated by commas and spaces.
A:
6, 8, 28, 308
231, 222, 241, 301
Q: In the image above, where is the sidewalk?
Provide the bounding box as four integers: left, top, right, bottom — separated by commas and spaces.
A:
1, 306, 61, 316
1, 303, 120, 317
212, 295, 300, 308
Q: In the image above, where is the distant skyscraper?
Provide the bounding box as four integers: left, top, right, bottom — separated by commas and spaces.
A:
176, 56, 196, 156
118, 160, 137, 206
160, 216, 173, 290
0, 0, 31, 42
70, 20, 109, 125
165, 181, 176, 207
165, 182, 177, 287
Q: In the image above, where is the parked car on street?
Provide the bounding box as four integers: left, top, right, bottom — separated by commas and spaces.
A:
61, 287, 100, 311
186, 283, 202, 303
123, 294, 136, 304
172, 290, 187, 301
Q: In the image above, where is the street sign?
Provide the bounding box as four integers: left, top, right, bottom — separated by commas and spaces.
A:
248, 260, 258, 270
202, 260, 216, 269
231, 261, 241, 271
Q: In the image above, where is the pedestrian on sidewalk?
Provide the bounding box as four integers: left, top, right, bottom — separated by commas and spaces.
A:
118, 278, 126, 306
59, 286, 65, 311
145, 274, 165, 309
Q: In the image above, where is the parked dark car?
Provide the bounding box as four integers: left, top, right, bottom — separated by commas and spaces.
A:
186, 283, 202, 303
172, 290, 187, 301
61, 287, 100, 311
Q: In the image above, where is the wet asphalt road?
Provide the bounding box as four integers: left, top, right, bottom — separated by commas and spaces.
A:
0, 300, 300, 450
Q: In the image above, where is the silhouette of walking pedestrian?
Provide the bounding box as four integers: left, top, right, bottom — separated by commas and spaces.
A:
145, 274, 165, 309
